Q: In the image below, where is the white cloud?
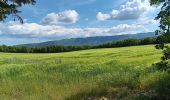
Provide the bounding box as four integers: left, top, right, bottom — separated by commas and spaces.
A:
41, 10, 79, 25
0, 17, 157, 42
96, 12, 111, 21
96, 0, 153, 21
136, 18, 157, 26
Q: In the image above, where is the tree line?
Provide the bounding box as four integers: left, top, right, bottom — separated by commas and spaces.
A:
0, 37, 167, 53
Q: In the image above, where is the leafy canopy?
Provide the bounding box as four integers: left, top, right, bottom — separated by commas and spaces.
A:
150, 0, 170, 70
0, 0, 36, 23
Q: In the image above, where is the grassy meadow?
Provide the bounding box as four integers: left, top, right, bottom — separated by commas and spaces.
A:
0, 45, 169, 100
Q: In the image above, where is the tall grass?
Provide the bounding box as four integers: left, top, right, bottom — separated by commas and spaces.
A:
0, 45, 168, 100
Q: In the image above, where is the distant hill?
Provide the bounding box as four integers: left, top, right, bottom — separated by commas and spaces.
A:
20, 32, 155, 46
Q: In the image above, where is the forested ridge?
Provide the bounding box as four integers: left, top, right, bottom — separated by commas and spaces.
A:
0, 37, 162, 53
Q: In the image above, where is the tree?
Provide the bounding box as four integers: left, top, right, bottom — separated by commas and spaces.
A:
150, 0, 170, 70
0, 0, 36, 23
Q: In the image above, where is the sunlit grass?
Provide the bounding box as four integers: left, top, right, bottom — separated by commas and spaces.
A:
0, 45, 169, 100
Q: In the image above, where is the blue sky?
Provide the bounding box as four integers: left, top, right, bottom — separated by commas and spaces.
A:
0, 0, 160, 45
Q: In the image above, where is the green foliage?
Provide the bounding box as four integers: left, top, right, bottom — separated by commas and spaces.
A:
97, 37, 156, 48
150, 0, 166, 5
155, 61, 169, 71
0, 0, 36, 22
150, 0, 170, 71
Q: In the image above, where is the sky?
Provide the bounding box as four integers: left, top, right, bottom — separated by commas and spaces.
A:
0, 0, 160, 45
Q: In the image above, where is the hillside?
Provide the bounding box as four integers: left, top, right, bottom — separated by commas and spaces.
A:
0, 45, 169, 100
20, 32, 155, 46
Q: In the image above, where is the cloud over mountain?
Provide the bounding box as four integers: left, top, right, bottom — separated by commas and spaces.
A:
0, 18, 156, 41
0, 0, 159, 45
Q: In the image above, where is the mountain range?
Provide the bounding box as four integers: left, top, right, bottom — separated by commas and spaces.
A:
20, 32, 155, 46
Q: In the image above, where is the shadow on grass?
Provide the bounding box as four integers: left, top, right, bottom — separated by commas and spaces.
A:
65, 87, 107, 100
65, 67, 170, 100
65, 86, 143, 100
153, 72, 170, 100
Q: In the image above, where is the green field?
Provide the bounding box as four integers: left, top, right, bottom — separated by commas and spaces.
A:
0, 45, 169, 100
